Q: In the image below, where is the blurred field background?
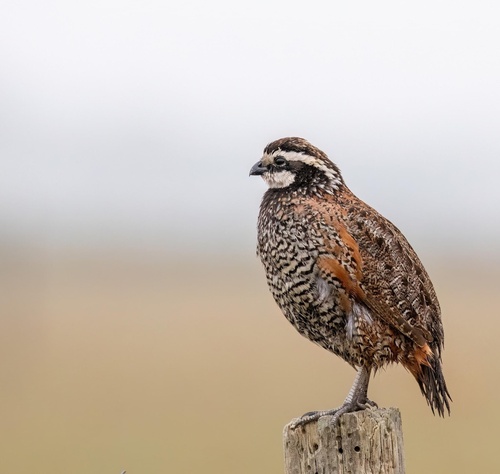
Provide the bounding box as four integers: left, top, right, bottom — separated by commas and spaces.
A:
2, 1, 500, 473
1, 250, 499, 473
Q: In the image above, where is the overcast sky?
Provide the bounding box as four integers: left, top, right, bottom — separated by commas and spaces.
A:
1, 1, 499, 258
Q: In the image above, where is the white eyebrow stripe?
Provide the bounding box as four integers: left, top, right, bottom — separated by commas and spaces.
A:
270, 150, 318, 163
263, 150, 323, 168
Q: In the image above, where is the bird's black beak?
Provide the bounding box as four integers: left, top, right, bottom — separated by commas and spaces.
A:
249, 161, 268, 176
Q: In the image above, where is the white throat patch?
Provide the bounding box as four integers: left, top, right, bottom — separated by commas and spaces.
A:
262, 170, 296, 188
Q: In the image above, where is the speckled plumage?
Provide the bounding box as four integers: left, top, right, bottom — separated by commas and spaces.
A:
250, 137, 450, 424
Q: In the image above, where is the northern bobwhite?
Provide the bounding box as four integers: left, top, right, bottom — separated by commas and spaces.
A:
250, 137, 451, 427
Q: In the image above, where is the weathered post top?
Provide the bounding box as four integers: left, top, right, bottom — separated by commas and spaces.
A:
283, 408, 405, 474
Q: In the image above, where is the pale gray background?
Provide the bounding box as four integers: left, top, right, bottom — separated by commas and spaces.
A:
1, 0, 499, 258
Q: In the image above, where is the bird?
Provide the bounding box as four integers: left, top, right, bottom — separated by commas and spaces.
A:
250, 137, 451, 428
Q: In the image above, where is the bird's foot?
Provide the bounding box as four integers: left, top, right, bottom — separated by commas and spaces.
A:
287, 398, 377, 430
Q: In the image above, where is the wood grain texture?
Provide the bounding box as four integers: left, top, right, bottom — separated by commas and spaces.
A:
283, 408, 405, 474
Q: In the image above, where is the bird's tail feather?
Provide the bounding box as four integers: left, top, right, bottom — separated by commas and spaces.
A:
415, 355, 451, 417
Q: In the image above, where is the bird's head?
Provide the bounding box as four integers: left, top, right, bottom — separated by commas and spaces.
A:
249, 137, 343, 193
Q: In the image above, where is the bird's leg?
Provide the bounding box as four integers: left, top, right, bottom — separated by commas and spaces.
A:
343, 365, 372, 409
289, 366, 374, 429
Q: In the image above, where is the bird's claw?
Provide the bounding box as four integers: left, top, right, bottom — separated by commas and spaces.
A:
363, 398, 378, 409
287, 398, 377, 430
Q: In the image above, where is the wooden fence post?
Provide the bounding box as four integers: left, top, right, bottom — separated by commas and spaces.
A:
283, 408, 405, 474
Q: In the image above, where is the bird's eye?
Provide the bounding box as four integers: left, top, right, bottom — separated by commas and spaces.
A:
274, 156, 287, 167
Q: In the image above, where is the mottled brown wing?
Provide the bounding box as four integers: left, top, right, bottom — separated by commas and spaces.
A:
343, 200, 443, 351
299, 194, 441, 349
314, 216, 431, 349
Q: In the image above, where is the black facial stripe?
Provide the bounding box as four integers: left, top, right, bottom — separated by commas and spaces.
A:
287, 160, 306, 171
